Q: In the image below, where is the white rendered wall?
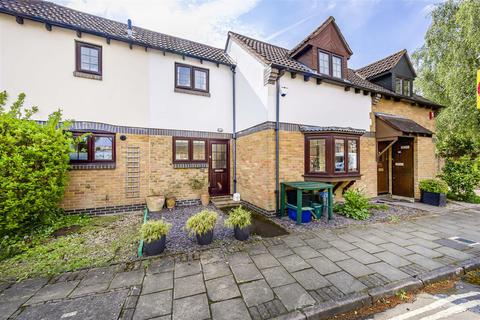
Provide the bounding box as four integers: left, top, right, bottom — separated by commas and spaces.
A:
0, 14, 233, 133
226, 39, 269, 131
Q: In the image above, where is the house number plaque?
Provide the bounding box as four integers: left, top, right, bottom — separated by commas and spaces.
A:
395, 163, 404, 166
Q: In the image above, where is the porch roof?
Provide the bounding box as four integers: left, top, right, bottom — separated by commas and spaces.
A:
375, 113, 433, 138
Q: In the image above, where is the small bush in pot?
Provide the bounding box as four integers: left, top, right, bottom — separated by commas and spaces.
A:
419, 178, 449, 207
224, 206, 252, 241
140, 220, 172, 256
185, 210, 218, 245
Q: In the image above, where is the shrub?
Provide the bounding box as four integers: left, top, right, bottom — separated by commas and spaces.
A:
185, 210, 218, 236
0, 91, 73, 237
140, 220, 172, 243
442, 156, 480, 201
419, 179, 449, 194
338, 189, 370, 220
224, 206, 251, 229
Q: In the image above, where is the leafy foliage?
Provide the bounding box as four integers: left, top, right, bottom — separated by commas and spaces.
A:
0, 91, 74, 237
419, 178, 449, 194
441, 156, 480, 201
224, 206, 252, 229
336, 189, 370, 220
140, 220, 172, 242
412, 0, 480, 158
185, 210, 218, 235
189, 175, 207, 192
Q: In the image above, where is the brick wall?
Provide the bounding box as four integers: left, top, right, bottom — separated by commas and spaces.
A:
414, 136, 438, 198
353, 136, 377, 197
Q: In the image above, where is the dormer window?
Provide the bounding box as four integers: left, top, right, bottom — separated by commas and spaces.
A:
317, 50, 343, 78
395, 77, 412, 96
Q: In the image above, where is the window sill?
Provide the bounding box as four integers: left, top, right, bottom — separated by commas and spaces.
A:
303, 174, 361, 182
173, 162, 208, 169
70, 163, 116, 170
174, 88, 210, 97
73, 71, 102, 81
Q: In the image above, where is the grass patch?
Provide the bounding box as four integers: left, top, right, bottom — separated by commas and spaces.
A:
0, 213, 141, 281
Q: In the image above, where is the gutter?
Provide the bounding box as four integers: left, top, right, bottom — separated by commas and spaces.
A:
231, 66, 237, 193
275, 70, 285, 214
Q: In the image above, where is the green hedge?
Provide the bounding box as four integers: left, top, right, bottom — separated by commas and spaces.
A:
442, 156, 480, 201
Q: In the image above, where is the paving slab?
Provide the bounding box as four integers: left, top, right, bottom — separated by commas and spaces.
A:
404, 254, 444, 270
246, 243, 268, 256
406, 245, 443, 258
283, 236, 307, 248
278, 254, 310, 272
70, 281, 109, 297
81, 267, 116, 286
345, 248, 381, 264
268, 244, 294, 258
174, 273, 205, 299
142, 272, 173, 295
435, 246, 472, 260
17, 290, 128, 320
174, 261, 201, 278
172, 293, 209, 320
374, 251, 411, 268
292, 268, 330, 290
293, 246, 321, 259
231, 263, 263, 283
227, 252, 253, 266
199, 249, 224, 265
379, 242, 414, 256
306, 256, 341, 275
319, 248, 349, 262
26, 281, 79, 305
329, 239, 356, 251
147, 257, 175, 274
325, 271, 367, 294
202, 261, 231, 281
273, 283, 315, 311
205, 275, 240, 302
239, 279, 274, 307
353, 241, 385, 254
211, 298, 251, 320
252, 253, 281, 269
368, 262, 410, 281
109, 270, 144, 289
134, 290, 172, 320
336, 259, 375, 277
304, 238, 332, 250
261, 266, 296, 288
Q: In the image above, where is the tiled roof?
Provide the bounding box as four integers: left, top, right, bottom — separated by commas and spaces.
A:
299, 125, 365, 135
0, 0, 233, 65
356, 49, 406, 79
347, 69, 391, 94
376, 112, 433, 136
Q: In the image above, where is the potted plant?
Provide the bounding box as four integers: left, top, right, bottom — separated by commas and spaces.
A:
140, 220, 172, 256
224, 206, 252, 241
419, 178, 448, 207
185, 210, 218, 245
189, 175, 210, 206
145, 189, 165, 212
165, 182, 180, 209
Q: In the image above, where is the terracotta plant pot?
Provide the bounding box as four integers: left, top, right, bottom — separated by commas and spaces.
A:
200, 194, 210, 206
166, 197, 176, 209
143, 235, 166, 256
146, 195, 165, 212
234, 226, 250, 241
196, 230, 214, 245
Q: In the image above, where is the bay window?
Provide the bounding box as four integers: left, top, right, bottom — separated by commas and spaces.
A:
305, 134, 360, 177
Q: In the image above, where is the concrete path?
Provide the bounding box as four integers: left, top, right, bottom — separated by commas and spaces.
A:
370, 280, 480, 319
2, 206, 480, 320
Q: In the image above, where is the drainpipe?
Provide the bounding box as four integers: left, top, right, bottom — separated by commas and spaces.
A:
275, 70, 284, 214
231, 65, 237, 193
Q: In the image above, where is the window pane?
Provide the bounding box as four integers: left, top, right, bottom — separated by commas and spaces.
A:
348, 140, 358, 172
309, 139, 326, 172
395, 78, 402, 94
80, 46, 99, 73
70, 136, 88, 161
332, 56, 342, 78
194, 70, 207, 91
177, 66, 191, 87
212, 144, 227, 169
94, 136, 113, 160
319, 52, 330, 75
334, 139, 345, 172
192, 140, 206, 161
175, 140, 189, 160
403, 80, 410, 96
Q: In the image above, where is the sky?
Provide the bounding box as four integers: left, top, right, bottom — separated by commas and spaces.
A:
52, 0, 443, 69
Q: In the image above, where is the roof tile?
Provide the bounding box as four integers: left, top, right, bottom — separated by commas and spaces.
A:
356, 49, 406, 79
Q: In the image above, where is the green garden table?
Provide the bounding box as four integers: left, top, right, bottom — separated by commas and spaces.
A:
279, 181, 334, 225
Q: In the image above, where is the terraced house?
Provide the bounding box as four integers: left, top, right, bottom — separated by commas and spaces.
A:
0, 0, 442, 215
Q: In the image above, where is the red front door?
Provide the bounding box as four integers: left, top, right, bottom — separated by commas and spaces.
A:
208, 140, 230, 196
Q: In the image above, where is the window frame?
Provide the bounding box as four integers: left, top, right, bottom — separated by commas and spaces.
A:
317, 49, 343, 78
75, 41, 102, 76
318, 50, 331, 76
304, 134, 360, 178
174, 63, 210, 93
395, 77, 412, 96
331, 54, 343, 78
172, 137, 208, 163
69, 132, 116, 164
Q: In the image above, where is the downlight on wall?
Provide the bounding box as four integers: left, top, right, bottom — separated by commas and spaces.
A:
280, 86, 288, 97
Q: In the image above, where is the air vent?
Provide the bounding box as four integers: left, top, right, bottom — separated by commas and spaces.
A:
449, 236, 479, 246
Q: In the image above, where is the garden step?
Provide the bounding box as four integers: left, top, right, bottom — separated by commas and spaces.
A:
211, 196, 238, 208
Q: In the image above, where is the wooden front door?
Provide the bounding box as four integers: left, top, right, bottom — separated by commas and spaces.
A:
392, 138, 414, 198
377, 141, 390, 194
208, 140, 230, 196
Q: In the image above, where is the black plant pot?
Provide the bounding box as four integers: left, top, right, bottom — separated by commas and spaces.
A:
234, 226, 250, 241
420, 191, 447, 207
143, 235, 166, 256
196, 230, 214, 245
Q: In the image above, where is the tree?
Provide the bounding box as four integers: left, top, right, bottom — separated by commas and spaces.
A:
0, 91, 73, 236
413, 0, 480, 158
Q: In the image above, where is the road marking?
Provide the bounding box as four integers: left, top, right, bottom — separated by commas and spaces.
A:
387, 291, 480, 320
419, 299, 480, 320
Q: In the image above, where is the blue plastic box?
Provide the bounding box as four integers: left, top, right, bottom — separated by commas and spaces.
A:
287, 207, 312, 223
